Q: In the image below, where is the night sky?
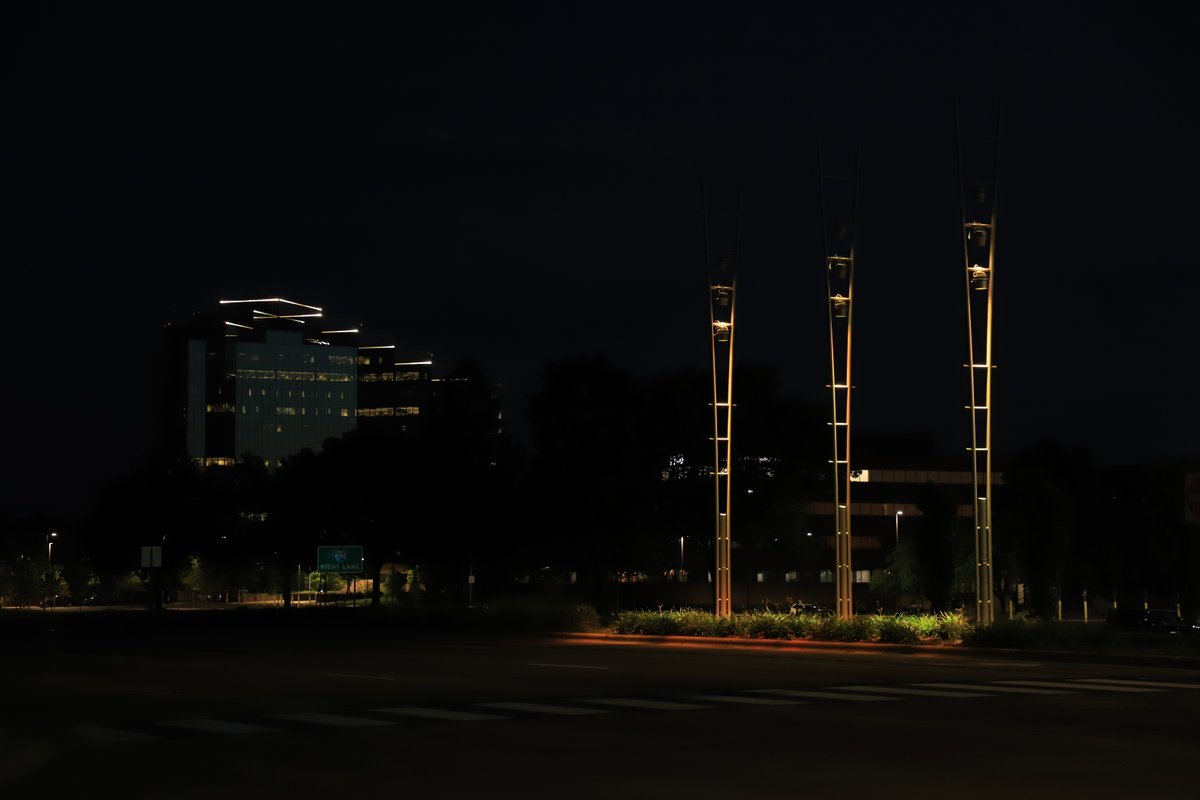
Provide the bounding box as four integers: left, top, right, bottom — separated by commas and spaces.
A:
5, 2, 1197, 516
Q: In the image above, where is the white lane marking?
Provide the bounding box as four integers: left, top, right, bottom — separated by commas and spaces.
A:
163, 718, 281, 735
325, 673, 395, 681
373, 707, 509, 722
997, 680, 1163, 693
684, 695, 804, 706
476, 702, 611, 716
918, 682, 1073, 695
75, 726, 160, 743
572, 697, 713, 711
1076, 679, 1200, 690
746, 689, 898, 702
527, 663, 609, 671
835, 685, 992, 698
272, 712, 396, 727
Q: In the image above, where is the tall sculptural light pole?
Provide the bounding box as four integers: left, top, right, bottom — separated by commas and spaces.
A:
958, 115, 1000, 625
704, 182, 740, 618
819, 148, 860, 620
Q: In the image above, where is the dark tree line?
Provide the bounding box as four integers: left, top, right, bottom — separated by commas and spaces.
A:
2, 356, 1196, 619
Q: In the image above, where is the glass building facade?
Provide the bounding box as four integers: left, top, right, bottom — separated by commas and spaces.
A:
158, 297, 433, 469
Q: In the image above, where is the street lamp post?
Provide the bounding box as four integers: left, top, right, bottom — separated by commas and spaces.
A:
679, 536, 685, 582
46, 532, 58, 608
894, 510, 904, 543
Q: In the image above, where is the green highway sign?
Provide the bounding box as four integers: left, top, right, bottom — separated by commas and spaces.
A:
317, 545, 364, 573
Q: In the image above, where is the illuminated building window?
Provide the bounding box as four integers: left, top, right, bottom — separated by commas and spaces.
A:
275, 407, 297, 416
205, 403, 235, 413
357, 356, 370, 366
397, 370, 420, 381
340, 408, 350, 417
853, 570, 872, 584
396, 406, 420, 416
819, 570, 834, 584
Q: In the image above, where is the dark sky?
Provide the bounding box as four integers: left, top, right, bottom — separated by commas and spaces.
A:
4, 2, 1197, 516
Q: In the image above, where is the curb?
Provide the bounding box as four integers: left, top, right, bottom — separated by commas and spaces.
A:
552, 631, 1200, 667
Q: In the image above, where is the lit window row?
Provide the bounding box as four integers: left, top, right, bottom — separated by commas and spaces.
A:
817, 569, 873, 584
205, 403, 235, 413
359, 371, 423, 382
357, 406, 421, 418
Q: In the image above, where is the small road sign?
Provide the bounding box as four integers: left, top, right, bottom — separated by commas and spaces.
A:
317, 546, 364, 573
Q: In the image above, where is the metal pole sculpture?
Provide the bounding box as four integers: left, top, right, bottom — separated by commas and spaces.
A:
819, 147, 860, 620
957, 112, 1000, 625
703, 181, 741, 618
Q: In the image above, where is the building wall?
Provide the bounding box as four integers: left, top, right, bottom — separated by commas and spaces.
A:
232, 330, 357, 466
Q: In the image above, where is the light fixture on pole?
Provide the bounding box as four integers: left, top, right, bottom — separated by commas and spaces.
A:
46, 532, 58, 608
894, 510, 904, 543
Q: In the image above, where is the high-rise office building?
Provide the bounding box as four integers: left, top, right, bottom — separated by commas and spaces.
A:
157, 298, 433, 467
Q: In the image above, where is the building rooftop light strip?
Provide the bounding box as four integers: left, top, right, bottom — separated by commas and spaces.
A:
359, 345, 396, 350
224, 321, 254, 330
219, 298, 324, 312
395, 360, 433, 365
322, 329, 359, 334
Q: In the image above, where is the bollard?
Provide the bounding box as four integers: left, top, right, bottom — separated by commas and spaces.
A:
1057, 599, 1062, 621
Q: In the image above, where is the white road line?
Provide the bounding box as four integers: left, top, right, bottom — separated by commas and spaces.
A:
683, 695, 804, 706
75, 726, 160, 743
373, 707, 509, 722
163, 718, 281, 735
835, 685, 992, 698
1075, 679, 1200, 690
272, 712, 396, 727
527, 663, 609, 671
572, 697, 713, 711
325, 673, 395, 681
996, 680, 1163, 693
917, 682, 1073, 695
477, 702, 611, 715
746, 689, 898, 702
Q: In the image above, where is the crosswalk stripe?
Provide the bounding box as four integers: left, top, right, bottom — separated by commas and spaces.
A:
835, 685, 992, 698
163, 719, 281, 735
684, 695, 804, 706
573, 697, 713, 711
916, 682, 1073, 695
745, 689, 897, 702
1075, 679, 1200, 690
75, 726, 160, 743
476, 702, 610, 715
996, 680, 1163, 693
372, 707, 509, 722
271, 712, 396, 727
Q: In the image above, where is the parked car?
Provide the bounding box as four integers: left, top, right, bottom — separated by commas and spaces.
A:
1106, 608, 1200, 634
790, 602, 835, 617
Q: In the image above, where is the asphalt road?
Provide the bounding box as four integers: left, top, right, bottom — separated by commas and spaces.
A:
3, 613, 1199, 799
